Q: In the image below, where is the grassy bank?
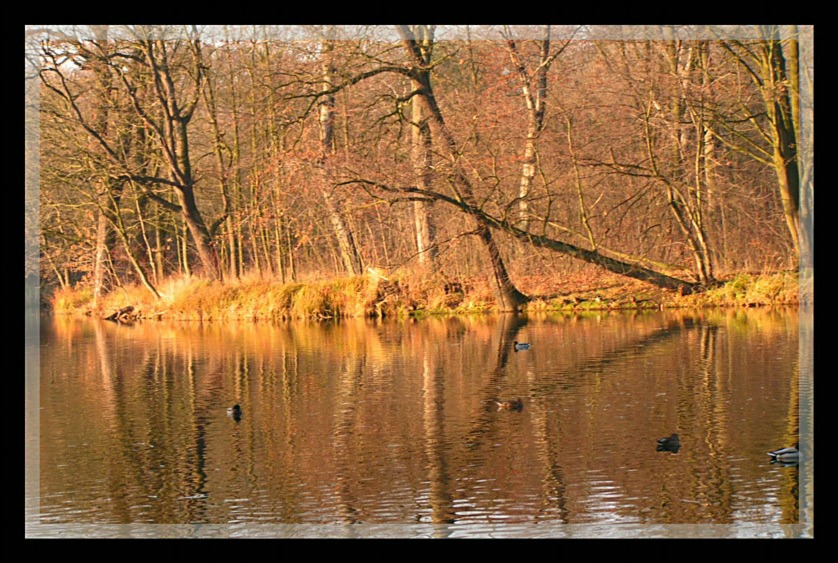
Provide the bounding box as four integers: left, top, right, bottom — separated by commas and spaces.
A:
49, 271, 486, 321
46, 270, 805, 321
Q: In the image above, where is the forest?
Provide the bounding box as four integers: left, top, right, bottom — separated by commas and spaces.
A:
24, 25, 813, 316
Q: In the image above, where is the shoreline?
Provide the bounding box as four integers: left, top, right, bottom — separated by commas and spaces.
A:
41, 270, 806, 323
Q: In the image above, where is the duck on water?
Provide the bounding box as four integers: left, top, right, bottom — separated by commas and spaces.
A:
512, 341, 531, 352
496, 398, 524, 411
656, 433, 681, 453
767, 443, 800, 463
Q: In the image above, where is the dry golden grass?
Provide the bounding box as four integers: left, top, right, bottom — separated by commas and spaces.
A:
699, 271, 800, 307
46, 268, 803, 321
50, 285, 94, 315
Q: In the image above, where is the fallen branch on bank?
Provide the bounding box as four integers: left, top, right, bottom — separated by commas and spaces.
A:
105, 305, 136, 323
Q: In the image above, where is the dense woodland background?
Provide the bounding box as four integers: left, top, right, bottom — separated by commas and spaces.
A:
24, 25, 813, 310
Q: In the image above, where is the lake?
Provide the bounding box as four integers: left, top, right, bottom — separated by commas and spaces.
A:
25, 307, 813, 538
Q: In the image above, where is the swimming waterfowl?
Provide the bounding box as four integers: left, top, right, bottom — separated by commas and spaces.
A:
496, 398, 524, 411
657, 433, 679, 445
767, 443, 800, 463
512, 341, 531, 352
227, 404, 242, 420
656, 433, 681, 453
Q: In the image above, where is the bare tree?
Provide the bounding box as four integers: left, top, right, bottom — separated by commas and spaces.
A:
34, 25, 802, 301
719, 26, 805, 268
317, 37, 364, 276
407, 25, 438, 270
397, 25, 528, 310
40, 26, 224, 283
501, 25, 568, 231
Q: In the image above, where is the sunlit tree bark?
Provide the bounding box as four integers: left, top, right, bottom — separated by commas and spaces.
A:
407, 26, 438, 270
88, 25, 119, 305
502, 26, 563, 231
318, 38, 364, 276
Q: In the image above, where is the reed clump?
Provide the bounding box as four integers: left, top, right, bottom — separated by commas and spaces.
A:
50, 285, 94, 315
700, 272, 799, 307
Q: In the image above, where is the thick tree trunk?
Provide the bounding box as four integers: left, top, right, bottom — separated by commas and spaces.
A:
413, 199, 436, 269
175, 184, 221, 280
420, 90, 526, 307
786, 25, 813, 271
142, 38, 223, 281
89, 25, 113, 306
518, 129, 537, 230
760, 28, 801, 266
173, 130, 222, 280
409, 36, 437, 270
362, 182, 699, 293
92, 196, 114, 306
179, 221, 191, 277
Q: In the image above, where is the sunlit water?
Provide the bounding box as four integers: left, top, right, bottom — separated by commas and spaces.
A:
25, 308, 813, 538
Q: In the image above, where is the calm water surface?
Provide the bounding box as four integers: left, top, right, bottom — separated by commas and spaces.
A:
26, 308, 813, 538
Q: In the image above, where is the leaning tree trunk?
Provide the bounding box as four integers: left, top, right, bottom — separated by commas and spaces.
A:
720, 28, 805, 270
398, 25, 527, 310
390, 187, 700, 293
416, 80, 527, 309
